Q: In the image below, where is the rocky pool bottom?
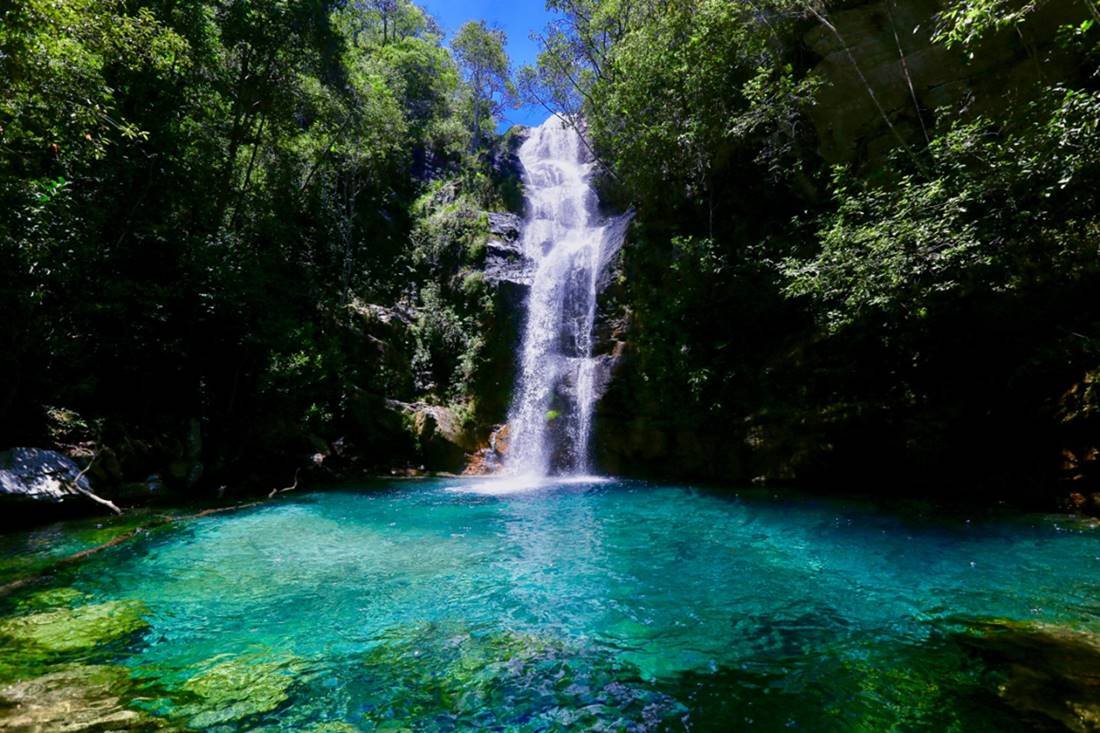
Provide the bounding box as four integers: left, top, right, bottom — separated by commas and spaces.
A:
0, 478, 1097, 731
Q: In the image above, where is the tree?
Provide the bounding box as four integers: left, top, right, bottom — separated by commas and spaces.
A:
451, 21, 512, 151
0, 0, 498, 484
342, 0, 439, 47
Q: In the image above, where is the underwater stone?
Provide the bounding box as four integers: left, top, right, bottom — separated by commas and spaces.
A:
0, 665, 157, 731
955, 619, 1100, 732
0, 600, 149, 654
178, 655, 300, 727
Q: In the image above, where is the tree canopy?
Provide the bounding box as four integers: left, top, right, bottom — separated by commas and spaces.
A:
452, 20, 514, 151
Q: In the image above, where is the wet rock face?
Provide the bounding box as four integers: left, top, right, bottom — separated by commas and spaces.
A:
465, 424, 510, 475
481, 210, 532, 429
487, 212, 523, 243
485, 211, 534, 289
0, 448, 88, 503
485, 240, 533, 288
804, 0, 1087, 164
384, 401, 482, 474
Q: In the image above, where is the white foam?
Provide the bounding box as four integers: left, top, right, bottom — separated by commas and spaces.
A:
503, 116, 606, 477
446, 474, 612, 497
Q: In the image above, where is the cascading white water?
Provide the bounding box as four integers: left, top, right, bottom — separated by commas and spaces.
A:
504, 117, 608, 478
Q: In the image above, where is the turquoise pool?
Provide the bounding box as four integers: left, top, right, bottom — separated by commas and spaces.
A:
0, 478, 1097, 730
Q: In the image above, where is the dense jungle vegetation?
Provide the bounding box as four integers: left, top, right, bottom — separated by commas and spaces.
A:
3, 0, 1100, 506
1, 0, 520, 490
526, 0, 1100, 502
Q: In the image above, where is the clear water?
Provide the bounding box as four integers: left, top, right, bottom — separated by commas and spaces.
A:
1, 478, 1098, 731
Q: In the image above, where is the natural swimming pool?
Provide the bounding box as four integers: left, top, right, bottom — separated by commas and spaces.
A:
0, 478, 1097, 730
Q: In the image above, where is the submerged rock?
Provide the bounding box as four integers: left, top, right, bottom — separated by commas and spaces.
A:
954, 619, 1100, 732
0, 600, 149, 656
356, 621, 686, 730
177, 655, 301, 727
0, 665, 158, 731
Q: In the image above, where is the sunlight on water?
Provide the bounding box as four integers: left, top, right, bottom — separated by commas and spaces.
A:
1, 479, 1098, 730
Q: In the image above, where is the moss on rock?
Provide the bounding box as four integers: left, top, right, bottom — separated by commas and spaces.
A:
0, 599, 149, 655
356, 621, 684, 729
177, 654, 301, 728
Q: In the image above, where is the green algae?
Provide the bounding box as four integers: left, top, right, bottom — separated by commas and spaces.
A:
175, 654, 302, 727
356, 622, 685, 729
0, 600, 149, 654
0, 598, 150, 685
303, 724, 362, 733
12, 586, 89, 613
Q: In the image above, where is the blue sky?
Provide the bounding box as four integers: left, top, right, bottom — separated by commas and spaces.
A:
418, 0, 560, 129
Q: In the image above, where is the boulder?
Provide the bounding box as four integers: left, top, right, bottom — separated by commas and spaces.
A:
0, 447, 89, 504
178, 655, 302, 728
386, 401, 481, 473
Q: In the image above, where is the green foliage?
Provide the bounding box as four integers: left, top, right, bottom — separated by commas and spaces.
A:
408, 182, 496, 404
528, 0, 819, 235
452, 21, 514, 151
785, 90, 1100, 333
0, 0, 519, 482
539, 0, 1100, 492
934, 0, 1041, 49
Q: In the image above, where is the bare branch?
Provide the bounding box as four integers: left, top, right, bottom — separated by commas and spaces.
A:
66, 452, 122, 515
268, 468, 301, 498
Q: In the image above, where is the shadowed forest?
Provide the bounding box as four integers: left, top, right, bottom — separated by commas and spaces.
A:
3, 0, 1100, 509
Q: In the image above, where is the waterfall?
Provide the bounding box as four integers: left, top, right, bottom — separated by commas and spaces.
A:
504, 117, 609, 478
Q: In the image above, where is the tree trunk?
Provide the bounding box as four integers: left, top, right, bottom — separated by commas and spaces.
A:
471, 97, 482, 152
